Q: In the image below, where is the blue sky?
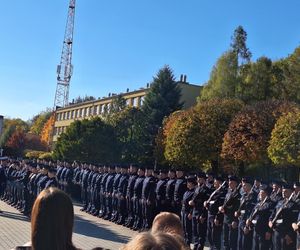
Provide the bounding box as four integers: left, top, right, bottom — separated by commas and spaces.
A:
1, 0, 300, 120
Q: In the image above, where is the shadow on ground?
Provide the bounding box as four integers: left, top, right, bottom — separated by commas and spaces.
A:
73, 215, 130, 244
0, 211, 30, 222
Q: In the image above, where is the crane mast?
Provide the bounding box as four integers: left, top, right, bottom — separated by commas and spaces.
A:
54, 0, 76, 109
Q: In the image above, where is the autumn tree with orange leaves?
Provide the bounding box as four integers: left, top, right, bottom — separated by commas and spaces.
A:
221, 100, 298, 175
40, 113, 55, 146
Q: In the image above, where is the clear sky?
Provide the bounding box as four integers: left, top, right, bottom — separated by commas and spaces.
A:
1, 0, 300, 121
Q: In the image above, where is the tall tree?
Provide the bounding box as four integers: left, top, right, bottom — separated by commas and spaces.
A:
238, 57, 273, 103
231, 25, 252, 65
200, 51, 239, 101
142, 65, 183, 163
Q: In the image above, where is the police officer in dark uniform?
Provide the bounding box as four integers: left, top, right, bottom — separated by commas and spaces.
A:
37, 165, 50, 194
219, 175, 240, 250
87, 165, 99, 214
91, 165, 103, 216
165, 169, 176, 213
235, 177, 257, 250
99, 165, 109, 217
56, 160, 64, 190
124, 164, 138, 227
269, 183, 299, 250
111, 164, 122, 222
204, 176, 226, 250
246, 184, 274, 250
190, 172, 210, 250
270, 180, 283, 204
181, 175, 197, 246
104, 165, 116, 220
116, 164, 129, 225
174, 168, 187, 216
141, 165, 156, 230
80, 163, 90, 211
18, 162, 30, 215
132, 166, 145, 230
45, 167, 58, 189
155, 169, 168, 214
27, 163, 38, 213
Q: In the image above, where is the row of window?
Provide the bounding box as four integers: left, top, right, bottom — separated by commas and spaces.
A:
54, 126, 67, 136
56, 96, 145, 121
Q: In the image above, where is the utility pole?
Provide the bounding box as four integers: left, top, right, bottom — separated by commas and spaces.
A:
53, 0, 76, 109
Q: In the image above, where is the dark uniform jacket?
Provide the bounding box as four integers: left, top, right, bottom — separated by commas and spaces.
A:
182, 188, 195, 214
155, 178, 168, 202
237, 191, 257, 228
45, 177, 58, 189
165, 178, 176, 203
250, 197, 275, 235
191, 184, 210, 219
118, 174, 129, 198
133, 176, 145, 199
269, 198, 299, 236
142, 176, 156, 202
174, 177, 187, 204
223, 188, 241, 223
126, 173, 138, 198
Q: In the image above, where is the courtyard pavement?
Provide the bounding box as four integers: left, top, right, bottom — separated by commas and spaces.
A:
0, 200, 136, 250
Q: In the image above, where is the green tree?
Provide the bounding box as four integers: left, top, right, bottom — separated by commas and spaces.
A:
108, 107, 147, 163
231, 25, 252, 64
110, 95, 127, 113
142, 65, 183, 163
272, 47, 300, 103
268, 110, 300, 166
54, 117, 119, 163
200, 51, 239, 101
239, 57, 273, 103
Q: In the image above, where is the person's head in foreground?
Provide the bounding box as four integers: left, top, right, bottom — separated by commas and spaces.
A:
31, 187, 78, 250
121, 232, 186, 250
151, 212, 184, 237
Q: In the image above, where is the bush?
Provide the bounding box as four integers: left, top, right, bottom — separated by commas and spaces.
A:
39, 152, 53, 160
25, 150, 47, 159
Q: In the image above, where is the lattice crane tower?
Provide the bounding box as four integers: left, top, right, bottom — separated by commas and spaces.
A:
54, 0, 76, 109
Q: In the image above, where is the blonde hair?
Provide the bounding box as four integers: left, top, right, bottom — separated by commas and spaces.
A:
151, 212, 184, 236
121, 232, 184, 250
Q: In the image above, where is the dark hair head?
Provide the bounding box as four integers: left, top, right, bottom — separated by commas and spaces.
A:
31, 188, 77, 250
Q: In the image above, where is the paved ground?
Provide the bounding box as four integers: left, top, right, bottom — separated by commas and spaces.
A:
0, 200, 136, 250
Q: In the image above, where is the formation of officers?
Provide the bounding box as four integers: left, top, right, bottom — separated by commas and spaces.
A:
1, 159, 300, 250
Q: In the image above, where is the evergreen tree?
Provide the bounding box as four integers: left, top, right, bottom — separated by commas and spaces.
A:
231, 25, 252, 65
142, 65, 183, 163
